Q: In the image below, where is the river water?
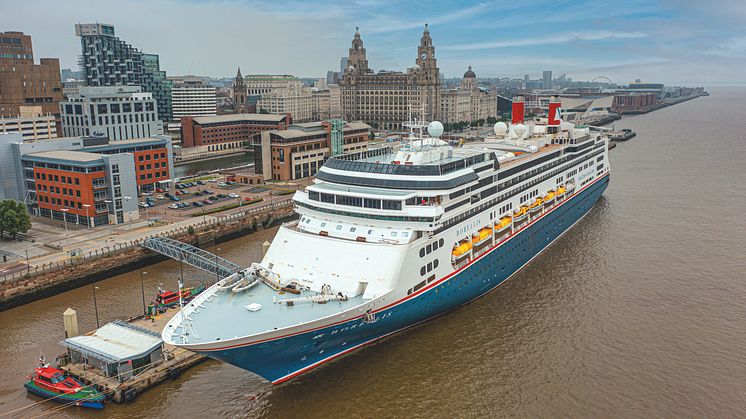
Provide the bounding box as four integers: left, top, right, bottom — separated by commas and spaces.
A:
1, 87, 745, 417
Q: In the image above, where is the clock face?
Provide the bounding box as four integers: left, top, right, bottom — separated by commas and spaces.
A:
421, 52, 427, 60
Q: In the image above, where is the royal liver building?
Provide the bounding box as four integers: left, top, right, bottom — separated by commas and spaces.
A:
340, 25, 441, 130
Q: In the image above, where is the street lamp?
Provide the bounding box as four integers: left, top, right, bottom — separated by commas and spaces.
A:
25, 249, 29, 275
83, 204, 91, 236
92, 285, 100, 329
104, 200, 113, 235
60, 208, 69, 237
140, 271, 148, 316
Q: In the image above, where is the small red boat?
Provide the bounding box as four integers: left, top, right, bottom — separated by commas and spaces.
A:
156, 284, 205, 307
24, 358, 106, 409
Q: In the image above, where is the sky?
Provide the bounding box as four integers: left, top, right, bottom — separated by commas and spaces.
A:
3, 0, 746, 85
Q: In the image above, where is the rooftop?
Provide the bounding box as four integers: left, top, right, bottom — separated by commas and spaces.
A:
191, 114, 288, 124
24, 150, 103, 163
61, 320, 163, 363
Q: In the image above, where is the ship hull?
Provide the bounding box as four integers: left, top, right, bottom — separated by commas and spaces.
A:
196, 174, 610, 384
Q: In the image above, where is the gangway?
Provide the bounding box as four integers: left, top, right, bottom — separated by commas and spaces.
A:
141, 237, 240, 278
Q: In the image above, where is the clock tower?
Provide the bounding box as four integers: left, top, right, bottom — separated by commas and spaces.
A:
414, 24, 441, 122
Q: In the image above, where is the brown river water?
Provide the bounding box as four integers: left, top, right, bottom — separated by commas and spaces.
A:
0, 87, 745, 418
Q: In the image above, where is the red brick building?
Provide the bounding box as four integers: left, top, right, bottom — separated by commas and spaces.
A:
180, 113, 291, 150
612, 93, 658, 113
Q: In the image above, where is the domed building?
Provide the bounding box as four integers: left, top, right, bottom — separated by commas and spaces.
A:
440, 65, 497, 124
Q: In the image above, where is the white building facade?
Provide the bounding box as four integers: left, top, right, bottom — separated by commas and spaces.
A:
60, 86, 164, 140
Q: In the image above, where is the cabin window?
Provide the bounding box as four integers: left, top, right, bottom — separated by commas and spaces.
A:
420, 248, 425, 257
336, 225, 342, 230
420, 266, 426, 275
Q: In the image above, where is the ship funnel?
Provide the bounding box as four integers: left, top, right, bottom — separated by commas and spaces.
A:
548, 96, 562, 126
511, 96, 525, 125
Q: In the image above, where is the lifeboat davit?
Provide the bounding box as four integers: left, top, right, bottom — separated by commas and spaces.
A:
494, 216, 512, 234
451, 240, 472, 259
543, 190, 555, 205
472, 227, 492, 246
529, 197, 544, 213
513, 206, 528, 223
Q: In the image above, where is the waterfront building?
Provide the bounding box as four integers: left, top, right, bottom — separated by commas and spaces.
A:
169, 76, 217, 120
255, 120, 370, 181
612, 92, 658, 113
0, 31, 63, 132
0, 132, 173, 225
329, 84, 342, 118
75, 23, 173, 121
440, 66, 497, 124
180, 113, 291, 152
340, 26, 441, 130
60, 86, 164, 140
0, 106, 57, 141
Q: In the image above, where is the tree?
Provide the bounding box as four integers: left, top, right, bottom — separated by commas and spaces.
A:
486, 116, 497, 126
258, 108, 269, 114
0, 199, 31, 239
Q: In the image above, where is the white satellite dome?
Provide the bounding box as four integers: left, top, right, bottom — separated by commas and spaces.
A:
514, 123, 526, 137
493, 121, 508, 135
427, 120, 444, 138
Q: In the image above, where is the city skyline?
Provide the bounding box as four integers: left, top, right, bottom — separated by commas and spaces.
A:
3, 0, 745, 85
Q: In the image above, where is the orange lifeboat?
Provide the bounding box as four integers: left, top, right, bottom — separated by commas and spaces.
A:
452, 240, 472, 259
472, 227, 492, 246
494, 216, 511, 233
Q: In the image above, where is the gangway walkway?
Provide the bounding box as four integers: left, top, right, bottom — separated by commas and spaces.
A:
141, 237, 240, 278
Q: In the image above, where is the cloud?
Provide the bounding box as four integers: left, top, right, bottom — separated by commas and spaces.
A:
365, 2, 492, 34
440, 31, 649, 51
705, 36, 746, 57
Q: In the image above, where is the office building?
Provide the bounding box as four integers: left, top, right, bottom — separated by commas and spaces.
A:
60, 86, 164, 140
440, 66, 497, 124
0, 106, 57, 141
542, 70, 553, 90
256, 120, 370, 181
256, 82, 318, 122
180, 113, 291, 151
340, 26, 441, 130
169, 76, 217, 120
0, 31, 63, 131
76, 23, 172, 121
0, 133, 173, 225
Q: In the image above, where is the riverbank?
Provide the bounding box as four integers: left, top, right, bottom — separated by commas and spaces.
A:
0, 202, 296, 311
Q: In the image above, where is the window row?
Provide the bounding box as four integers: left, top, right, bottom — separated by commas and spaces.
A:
419, 238, 445, 257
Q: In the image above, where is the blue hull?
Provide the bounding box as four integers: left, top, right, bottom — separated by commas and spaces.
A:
201, 174, 610, 383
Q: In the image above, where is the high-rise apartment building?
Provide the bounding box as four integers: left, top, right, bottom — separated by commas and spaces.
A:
75, 23, 172, 121
0, 31, 63, 131
340, 26, 441, 130
60, 86, 164, 140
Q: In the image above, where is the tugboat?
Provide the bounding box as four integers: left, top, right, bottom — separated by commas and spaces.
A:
24, 357, 106, 409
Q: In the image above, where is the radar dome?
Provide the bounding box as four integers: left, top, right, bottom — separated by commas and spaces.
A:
427, 121, 444, 138
493, 121, 508, 135
514, 124, 526, 137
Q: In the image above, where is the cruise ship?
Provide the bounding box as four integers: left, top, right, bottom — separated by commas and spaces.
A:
162, 100, 611, 384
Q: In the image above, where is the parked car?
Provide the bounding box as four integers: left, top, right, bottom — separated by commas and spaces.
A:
197, 180, 206, 185
170, 196, 180, 201
164, 192, 172, 198
139, 202, 149, 208
168, 204, 179, 209
180, 202, 190, 208
202, 199, 213, 205
229, 193, 240, 198
227, 181, 236, 185
141, 192, 153, 196
217, 182, 227, 187
217, 193, 227, 198
192, 201, 203, 207
156, 195, 165, 200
